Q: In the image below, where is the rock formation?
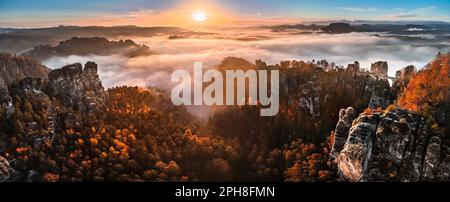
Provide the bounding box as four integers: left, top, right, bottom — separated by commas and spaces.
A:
346, 61, 360, 72
48, 61, 107, 114
331, 106, 450, 181
370, 61, 388, 77
392, 65, 416, 96
0, 53, 48, 118
0, 58, 107, 181
395, 65, 416, 79
0, 53, 48, 85
0, 155, 10, 181
329, 107, 357, 162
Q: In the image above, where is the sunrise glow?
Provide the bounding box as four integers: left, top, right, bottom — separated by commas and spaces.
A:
192, 10, 207, 22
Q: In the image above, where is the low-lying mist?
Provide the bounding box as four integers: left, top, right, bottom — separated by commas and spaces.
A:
42, 30, 449, 118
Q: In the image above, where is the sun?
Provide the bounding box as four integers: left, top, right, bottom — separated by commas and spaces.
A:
192, 10, 207, 22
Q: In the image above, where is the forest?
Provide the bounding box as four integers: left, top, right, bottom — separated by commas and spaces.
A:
0, 53, 449, 182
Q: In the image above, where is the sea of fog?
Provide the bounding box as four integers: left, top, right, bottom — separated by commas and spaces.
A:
43, 31, 449, 92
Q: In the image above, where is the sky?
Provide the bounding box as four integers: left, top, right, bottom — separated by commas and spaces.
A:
1, 0, 449, 28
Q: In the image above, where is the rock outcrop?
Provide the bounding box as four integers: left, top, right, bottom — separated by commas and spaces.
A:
395, 65, 416, 79
0, 78, 10, 104
370, 61, 388, 77
0, 52, 107, 118
331, 106, 450, 181
392, 65, 416, 95
48, 61, 107, 114
0, 57, 108, 181
273, 59, 397, 140
0, 155, 10, 181
329, 107, 357, 162
346, 61, 360, 72
0, 54, 107, 141
0, 53, 48, 85
0, 53, 48, 118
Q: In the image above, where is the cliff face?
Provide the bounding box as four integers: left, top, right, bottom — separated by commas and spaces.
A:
0, 53, 48, 118
48, 61, 107, 114
0, 53, 106, 126
279, 61, 393, 130
0, 59, 107, 182
0, 53, 48, 86
210, 58, 399, 153
331, 106, 449, 181
370, 61, 388, 77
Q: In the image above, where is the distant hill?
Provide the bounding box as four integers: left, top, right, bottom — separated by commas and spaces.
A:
22, 37, 153, 62
321, 23, 355, 33
0, 25, 188, 53
263, 21, 450, 35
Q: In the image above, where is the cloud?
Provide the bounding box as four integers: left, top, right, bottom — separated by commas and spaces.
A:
42, 30, 448, 89
380, 6, 437, 20
40, 29, 449, 117
335, 7, 378, 12
413, 6, 437, 13
383, 13, 421, 19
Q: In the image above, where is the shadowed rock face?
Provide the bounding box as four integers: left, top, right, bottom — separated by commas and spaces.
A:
331, 106, 449, 182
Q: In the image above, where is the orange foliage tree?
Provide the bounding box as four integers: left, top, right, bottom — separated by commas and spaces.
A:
397, 53, 450, 112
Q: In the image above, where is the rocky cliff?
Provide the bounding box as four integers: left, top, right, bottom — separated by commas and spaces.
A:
0, 53, 48, 118
0, 59, 108, 181
330, 106, 449, 181
370, 61, 388, 77
210, 57, 399, 150
48, 61, 107, 114
330, 54, 450, 182
0, 53, 48, 85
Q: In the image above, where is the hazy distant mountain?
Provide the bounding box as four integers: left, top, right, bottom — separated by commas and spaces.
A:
321, 23, 355, 33
0, 25, 188, 53
22, 37, 152, 62
263, 21, 450, 34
